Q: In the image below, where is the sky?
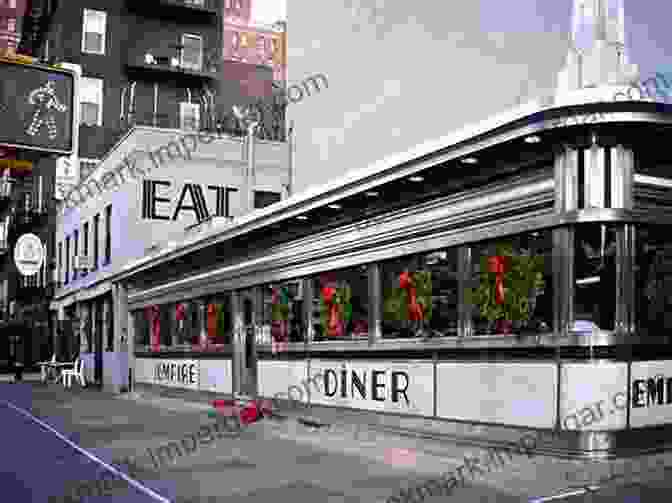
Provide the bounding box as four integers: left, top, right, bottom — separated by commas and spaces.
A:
251, 0, 669, 78
477, 0, 671, 78
284, 0, 672, 193
251, 0, 286, 25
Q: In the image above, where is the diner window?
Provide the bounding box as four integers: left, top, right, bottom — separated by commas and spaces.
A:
134, 310, 150, 348
573, 224, 618, 333
92, 213, 99, 270
106, 300, 114, 351
104, 204, 111, 265
205, 295, 233, 347
469, 230, 553, 335
73, 229, 79, 280
174, 300, 201, 346
636, 224, 672, 336
65, 236, 70, 284
261, 280, 305, 344
57, 241, 62, 286
82, 222, 89, 275
311, 266, 369, 341
381, 249, 459, 339
83, 309, 92, 353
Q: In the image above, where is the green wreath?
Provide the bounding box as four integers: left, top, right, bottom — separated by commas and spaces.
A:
319, 285, 352, 334
383, 270, 433, 321
271, 287, 290, 321
466, 243, 545, 323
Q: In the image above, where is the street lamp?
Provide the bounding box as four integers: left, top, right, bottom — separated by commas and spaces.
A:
232, 104, 260, 214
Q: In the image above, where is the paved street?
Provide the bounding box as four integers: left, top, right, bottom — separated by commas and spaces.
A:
2, 377, 672, 502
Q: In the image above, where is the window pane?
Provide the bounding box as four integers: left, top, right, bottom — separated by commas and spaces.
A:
182, 36, 202, 69
470, 230, 552, 335
254, 190, 280, 209
81, 102, 98, 126
206, 296, 232, 346
134, 310, 149, 347
261, 280, 305, 344
636, 225, 672, 335
381, 248, 459, 339
573, 224, 618, 332
311, 266, 368, 341
84, 32, 102, 52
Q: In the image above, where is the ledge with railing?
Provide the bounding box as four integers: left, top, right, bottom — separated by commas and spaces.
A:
120, 101, 288, 143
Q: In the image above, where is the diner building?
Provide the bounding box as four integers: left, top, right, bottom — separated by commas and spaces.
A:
112, 2, 672, 455
110, 79, 672, 455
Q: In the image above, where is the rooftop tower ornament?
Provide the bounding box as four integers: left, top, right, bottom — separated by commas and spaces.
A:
556, 0, 638, 93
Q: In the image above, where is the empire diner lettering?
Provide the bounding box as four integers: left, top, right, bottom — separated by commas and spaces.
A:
322, 367, 410, 405
154, 362, 198, 385
632, 376, 672, 408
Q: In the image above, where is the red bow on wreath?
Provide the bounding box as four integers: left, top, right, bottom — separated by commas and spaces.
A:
487, 256, 510, 305
321, 286, 342, 337
399, 271, 424, 321
175, 303, 186, 321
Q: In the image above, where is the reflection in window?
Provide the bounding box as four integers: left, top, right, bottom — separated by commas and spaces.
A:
175, 301, 200, 346
312, 266, 368, 340
381, 249, 458, 338
637, 225, 672, 335
470, 231, 552, 335
574, 224, 618, 332
134, 310, 150, 347
262, 280, 305, 344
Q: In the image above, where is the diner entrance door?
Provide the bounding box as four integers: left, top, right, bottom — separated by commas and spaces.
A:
235, 289, 258, 398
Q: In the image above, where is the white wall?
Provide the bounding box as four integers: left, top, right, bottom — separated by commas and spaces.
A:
54, 126, 289, 298
286, 0, 570, 194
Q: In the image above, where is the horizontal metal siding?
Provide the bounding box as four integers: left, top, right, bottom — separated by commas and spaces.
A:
128, 172, 555, 309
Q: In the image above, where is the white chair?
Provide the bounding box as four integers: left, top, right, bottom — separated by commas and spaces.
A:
62, 358, 86, 388
39, 354, 57, 382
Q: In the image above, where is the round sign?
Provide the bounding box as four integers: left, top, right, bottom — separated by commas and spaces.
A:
14, 233, 45, 276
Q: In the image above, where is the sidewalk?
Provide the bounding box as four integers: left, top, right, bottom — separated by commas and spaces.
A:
119, 385, 672, 501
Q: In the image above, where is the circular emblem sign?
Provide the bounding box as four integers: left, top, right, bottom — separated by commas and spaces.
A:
14, 233, 45, 276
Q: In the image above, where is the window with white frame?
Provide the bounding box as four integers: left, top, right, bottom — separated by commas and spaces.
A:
180, 34, 203, 71
81, 9, 106, 55
179, 102, 200, 131
80, 77, 103, 126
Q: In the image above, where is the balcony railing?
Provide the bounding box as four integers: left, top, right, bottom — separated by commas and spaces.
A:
121, 100, 288, 142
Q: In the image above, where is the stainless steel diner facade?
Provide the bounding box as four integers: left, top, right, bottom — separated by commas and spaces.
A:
113, 88, 672, 457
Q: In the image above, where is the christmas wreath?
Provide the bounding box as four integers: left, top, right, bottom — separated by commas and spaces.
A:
467, 243, 545, 326
383, 270, 433, 322
271, 287, 290, 342
320, 284, 352, 337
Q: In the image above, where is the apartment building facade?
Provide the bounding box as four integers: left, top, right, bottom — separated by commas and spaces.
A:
0, 0, 289, 382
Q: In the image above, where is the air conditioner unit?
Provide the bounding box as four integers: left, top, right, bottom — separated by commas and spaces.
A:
73, 255, 90, 271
